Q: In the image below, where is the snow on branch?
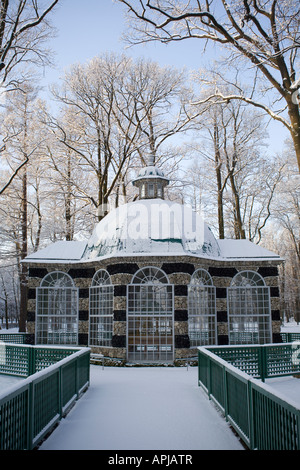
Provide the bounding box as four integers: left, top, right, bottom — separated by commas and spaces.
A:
191, 92, 292, 131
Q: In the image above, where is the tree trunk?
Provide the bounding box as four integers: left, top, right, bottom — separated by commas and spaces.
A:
287, 100, 300, 172
19, 166, 28, 332
0, 275, 9, 329
65, 151, 73, 241
217, 180, 225, 239
213, 121, 225, 239
229, 172, 246, 239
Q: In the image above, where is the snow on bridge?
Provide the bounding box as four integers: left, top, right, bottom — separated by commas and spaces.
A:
39, 365, 244, 451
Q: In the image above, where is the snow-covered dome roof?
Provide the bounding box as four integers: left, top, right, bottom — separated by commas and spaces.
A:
84, 199, 221, 260
133, 165, 169, 182
22, 158, 282, 265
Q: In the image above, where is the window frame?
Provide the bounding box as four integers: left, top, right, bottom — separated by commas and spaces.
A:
227, 270, 272, 345
188, 269, 217, 347
36, 271, 79, 346
127, 266, 174, 362
89, 269, 114, 348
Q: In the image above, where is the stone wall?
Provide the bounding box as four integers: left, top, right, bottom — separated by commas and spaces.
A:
25, 255, 283, 361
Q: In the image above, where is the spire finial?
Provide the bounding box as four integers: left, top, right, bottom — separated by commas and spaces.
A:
147, 151, 155, 166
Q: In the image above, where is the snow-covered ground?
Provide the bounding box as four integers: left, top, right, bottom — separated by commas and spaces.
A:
0, 327, 19, 333
39, 365, 245, 450
265, 375, 300, 406
38, 365, 300, 451
0, 374, 24, 392
280, 320, 300, 333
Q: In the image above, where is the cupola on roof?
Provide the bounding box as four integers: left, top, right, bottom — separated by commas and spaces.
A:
133, 164, 169, 181
132, 153, 169, 200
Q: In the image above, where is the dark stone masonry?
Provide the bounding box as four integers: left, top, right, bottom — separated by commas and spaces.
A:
25, 254, 283, 362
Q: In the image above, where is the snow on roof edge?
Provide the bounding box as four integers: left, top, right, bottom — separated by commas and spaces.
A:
23, 250, 283, 264
22, 238, 283, 264
23, 240, 87, 262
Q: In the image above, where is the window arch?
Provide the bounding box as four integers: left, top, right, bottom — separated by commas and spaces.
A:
188, 269, 216, 346
91, 269, 111, 286
89, 270, 113, 347
190, 269, 213, 286
36, 271, 78, 345
228, 270, 271, 345
40, 271, 74, 288
230, 271, 266, 287
127, 267, 174, 362
131, 266, 170, 284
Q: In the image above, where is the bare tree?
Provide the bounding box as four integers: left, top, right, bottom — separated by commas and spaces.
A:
45, 54, 197, 219
184, 96, 283, 241
275, 157, 300, 262
266, 155, 300, 321
47, 56, 131, 216
0, 84, 45, 331
0, 0, 58, 196
0, 0, 58, 87
117, 0, 300, 171
42, 124, 93, 241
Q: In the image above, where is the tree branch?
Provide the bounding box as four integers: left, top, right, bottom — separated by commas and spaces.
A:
192, 92, 292, 130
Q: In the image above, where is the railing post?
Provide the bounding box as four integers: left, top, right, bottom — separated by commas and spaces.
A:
223, 366, 228, 420
297, 411, 300, 451
75, 356, 79, 398
27, 382, 34, 450
198, 350, 200, 386
259, 346, 267, 382
208, 355, 212, 399
27, 346, 35, 377
247, 380, 255, 450
59, 364, 63, 419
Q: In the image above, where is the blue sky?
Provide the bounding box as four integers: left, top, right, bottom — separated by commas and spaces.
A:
43, 0, 212, 86
40, 0, 289, 155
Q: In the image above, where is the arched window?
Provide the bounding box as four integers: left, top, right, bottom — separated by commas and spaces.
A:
188, 269, 216, 346
40, 271, 75, 288
89, 269, 113, 347
228, 270, 271, 345
131, 266, 170, 284
230, 271, 266, 287
127, 267, 174, 362
91, 269, 111, 286
36, 272, 78, 345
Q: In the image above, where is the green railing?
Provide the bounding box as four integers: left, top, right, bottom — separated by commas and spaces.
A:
0, 333, 30, 344
198, 344, 300, 450
0, 345, 90, 450
0, 343, 78, 377
281, 332, 300, 343
207, 342, 300, 381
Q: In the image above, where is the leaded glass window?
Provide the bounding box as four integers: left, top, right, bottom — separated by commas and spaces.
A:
228, 271, 272, 345
36, 272, 78, 345
89, 270, 113, 347
131, 266, 170, 284
127, 267, 174, 362
188, 269, 216, 346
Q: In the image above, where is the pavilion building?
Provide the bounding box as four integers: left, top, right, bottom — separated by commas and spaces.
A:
23, 159, 283, 364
